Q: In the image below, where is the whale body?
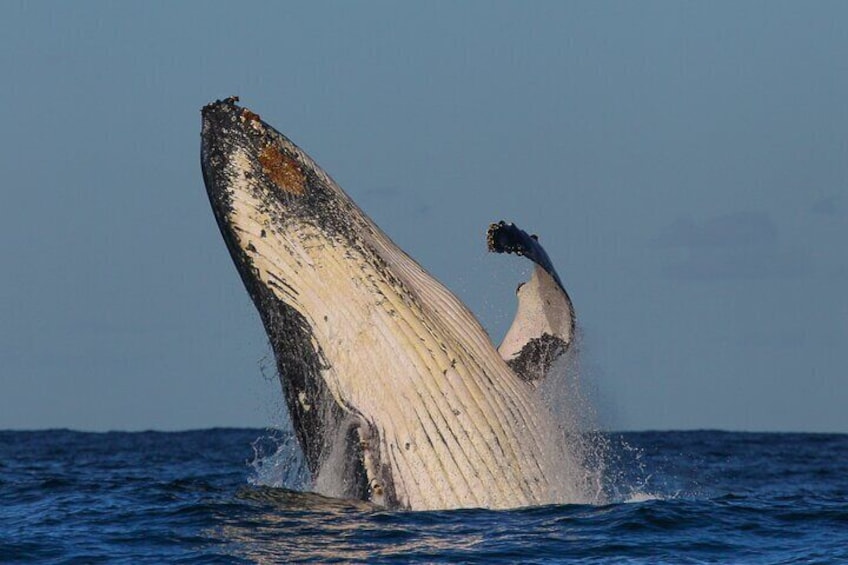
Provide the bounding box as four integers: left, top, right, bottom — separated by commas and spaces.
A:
200, 98, 587, 510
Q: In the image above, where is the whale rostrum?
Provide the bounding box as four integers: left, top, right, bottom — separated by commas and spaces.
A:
200, 98, 587, 510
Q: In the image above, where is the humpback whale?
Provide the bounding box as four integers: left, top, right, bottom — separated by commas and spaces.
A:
201, 98, 588, 510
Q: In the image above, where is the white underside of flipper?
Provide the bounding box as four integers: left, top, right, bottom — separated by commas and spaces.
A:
499, 265, 574, 382
488, 222, 576, 384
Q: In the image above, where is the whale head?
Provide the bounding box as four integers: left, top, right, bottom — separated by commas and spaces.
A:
201, 97, 381, 500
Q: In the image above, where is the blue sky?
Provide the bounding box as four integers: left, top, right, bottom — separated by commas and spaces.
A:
1, 1, 845, 432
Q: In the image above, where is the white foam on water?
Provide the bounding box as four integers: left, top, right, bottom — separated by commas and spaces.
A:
623, 491, 667, 503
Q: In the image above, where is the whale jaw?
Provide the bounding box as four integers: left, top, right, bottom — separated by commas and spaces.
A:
201, 98, 589, 510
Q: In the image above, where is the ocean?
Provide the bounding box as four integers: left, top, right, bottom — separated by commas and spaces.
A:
1, 428, 846, 563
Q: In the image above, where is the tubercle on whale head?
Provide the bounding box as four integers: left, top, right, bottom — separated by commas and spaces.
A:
201, 98, 308, 204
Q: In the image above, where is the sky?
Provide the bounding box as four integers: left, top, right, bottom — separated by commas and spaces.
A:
1, 1, 846, 433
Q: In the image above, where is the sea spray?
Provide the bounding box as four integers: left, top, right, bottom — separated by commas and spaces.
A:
536, 334, 610, 505
248, 427, 310, 491
536, 332, 664, 505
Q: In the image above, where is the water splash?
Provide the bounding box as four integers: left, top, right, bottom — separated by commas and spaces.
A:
623, 491, 668, 503
247, 427, 310, 491
535, 332, 668, 506
534, 333, 601, 504
248, 342, 667, 508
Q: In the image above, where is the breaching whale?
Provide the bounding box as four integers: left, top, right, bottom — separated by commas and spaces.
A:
201, 98, 587, 510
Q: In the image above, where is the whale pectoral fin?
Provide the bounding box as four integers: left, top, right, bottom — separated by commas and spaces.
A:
487, 221, 576, 383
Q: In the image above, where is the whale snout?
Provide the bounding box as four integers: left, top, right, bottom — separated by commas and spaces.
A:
201, 97, 246, 149
200, 98, 264, 191
200, 99, 249, 203
199, 97, 346, 300
200, 98, 317, 210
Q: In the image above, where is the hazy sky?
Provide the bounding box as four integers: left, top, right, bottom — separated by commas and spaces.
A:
2, 2, 846, 432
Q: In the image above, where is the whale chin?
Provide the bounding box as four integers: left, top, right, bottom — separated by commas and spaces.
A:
200, 97, 589, 510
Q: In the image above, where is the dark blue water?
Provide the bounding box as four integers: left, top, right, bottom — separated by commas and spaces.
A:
2, 429, 846, 563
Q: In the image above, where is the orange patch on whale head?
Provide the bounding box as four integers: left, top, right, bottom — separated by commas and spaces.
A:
241, 109, 261, 123
258, 146, 306, 195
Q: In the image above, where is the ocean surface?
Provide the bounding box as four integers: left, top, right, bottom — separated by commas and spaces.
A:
1, 428, 846, 564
